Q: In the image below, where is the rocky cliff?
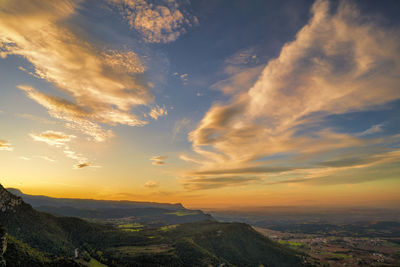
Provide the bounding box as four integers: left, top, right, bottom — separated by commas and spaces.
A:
0, 184, 22, 214
0, 225, 6, 267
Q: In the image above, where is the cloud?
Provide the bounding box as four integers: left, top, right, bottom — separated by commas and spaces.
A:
0, 0, 152, 142
189, 166, 296, 176
267, 153, 400, 186
179, 154, 202, 165
108, 0, 198, 43
35, 155, 56, 162
150, 155, 168, 165
224, 47, 259, 66
357, 124, 384, 136
212, 48, 264, 95
183, 0, 400, 190
30, 130, 75, 147
173, 72, 189, 85
172, 117, 191, 139
20, 155, 58, 162
18, 86, 115, 142
74, 162, 90, 169
144, 180, 159, 188
183, 176, 263, 191
149, 105, 168, 120
0, 140, 13, 151
30, 130, 95, 168
180, 73, 188, 84
211, 65, 264, 95
317, 148, 400, 169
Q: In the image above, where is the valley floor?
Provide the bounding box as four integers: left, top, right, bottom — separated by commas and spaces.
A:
255, 226, 400, 266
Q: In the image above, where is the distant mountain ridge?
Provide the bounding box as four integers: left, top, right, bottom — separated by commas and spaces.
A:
7, 188, 185, 210
0, 184, 307, 266
6, 188, 213, 226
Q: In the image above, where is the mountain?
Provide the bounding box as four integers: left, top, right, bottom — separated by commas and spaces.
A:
7, 188, 212, 226
0, 185, 307, 266
7, 188, 184, 210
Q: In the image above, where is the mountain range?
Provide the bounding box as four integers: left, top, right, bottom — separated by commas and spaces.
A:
0, 185, 307, 266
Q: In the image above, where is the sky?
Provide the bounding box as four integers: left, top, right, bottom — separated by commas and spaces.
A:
0, 0, 400, 208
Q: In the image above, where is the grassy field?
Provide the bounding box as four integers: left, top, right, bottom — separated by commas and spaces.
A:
118, 222, 144, 232
121, 228, 141, 232
160, 224, 178, 231
323, 252, 353, 259
167, 211, 200, 216
278, 240, 305, 247
117, 223, 144, 228
105, 244, 173, 258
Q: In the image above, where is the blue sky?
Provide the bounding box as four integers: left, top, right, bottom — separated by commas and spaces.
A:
0, 0, 399, 207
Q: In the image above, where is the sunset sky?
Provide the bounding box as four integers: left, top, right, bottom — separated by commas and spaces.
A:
1, 0, 400, 208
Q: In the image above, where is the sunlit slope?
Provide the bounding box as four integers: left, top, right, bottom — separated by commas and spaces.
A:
8, 188, 213, 225
0, 185, 306, 266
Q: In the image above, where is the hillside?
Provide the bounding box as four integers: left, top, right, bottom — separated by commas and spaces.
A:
0, 185, 307, 266
7, 188, 184, 210
7, 188, 212, 226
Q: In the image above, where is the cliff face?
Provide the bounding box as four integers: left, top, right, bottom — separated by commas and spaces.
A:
0, 184, 18, 266
0, 184, 22, 213
0, 225, 6, 267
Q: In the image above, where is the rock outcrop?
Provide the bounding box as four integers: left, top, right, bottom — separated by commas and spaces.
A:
0, 225, 6, 267
0, 184, 22, 213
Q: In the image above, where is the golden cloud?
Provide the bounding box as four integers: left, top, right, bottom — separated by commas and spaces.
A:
184, 0, 400, 190
108, 0, 198, 43
30, 130, 76, 147
30, 130, 95, 168
149, 105, 168, 120
74, 162, 91, 169
150, 155, 168, 165
0, 0, 152, 141
0, 140, 13, 151
182, 176, 263, 191
144, 180, 159, 188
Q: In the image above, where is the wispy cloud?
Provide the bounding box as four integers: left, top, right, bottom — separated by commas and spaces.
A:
74, 162, 90, 169
30, 130, 75, 147
30, 130, 95, 168
150, 155, 168, 165
108, 0, 198, 43
172, 117, 191, 140
180, 73, 188, 85
35, 155, 56, 162
183, 175, 263, 191
211, 65, 264, 95
183, 0, 400, 190
188, 166, 296, 176
0, 0, 152, 142
173, 72, 189, 85
266, 150, 400, 186
144, 180, 159, 188
224, 47, 259, 66
357, 124, 384, 136
18, 86, 115, 142
0, 140, 13, 151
